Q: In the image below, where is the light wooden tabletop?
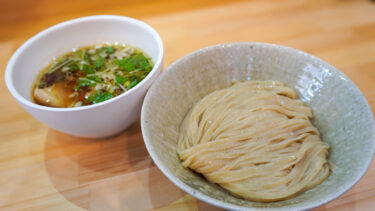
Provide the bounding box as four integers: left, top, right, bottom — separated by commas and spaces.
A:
1, 0, 375, 210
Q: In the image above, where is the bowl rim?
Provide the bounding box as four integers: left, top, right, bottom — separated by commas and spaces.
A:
5, 15, 163, 112
141, 42, 375, 211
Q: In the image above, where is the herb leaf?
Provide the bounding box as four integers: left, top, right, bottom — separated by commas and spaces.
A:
94, 57, 105, 69
106, 46, 115, 53
115, 74, 127, 85
75, 77, 97, 90
81, 64, 95, 74
86, 92, 113, 104
128, 79, 140, 88
115, 54, 152, 72
133, 54, 153, 72
115, 57, 135, 71
87, 75, 102, 83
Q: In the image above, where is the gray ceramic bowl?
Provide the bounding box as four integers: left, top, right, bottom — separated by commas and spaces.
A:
141, 43, 375, 210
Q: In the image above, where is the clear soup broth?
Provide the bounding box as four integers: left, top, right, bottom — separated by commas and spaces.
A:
32, 43, 153, 108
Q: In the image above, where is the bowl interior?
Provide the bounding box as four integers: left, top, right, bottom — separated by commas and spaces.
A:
7, 15, 162, 102
141, 43, 375, 210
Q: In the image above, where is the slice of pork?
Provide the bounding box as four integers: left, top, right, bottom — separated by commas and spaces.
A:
34, 86, 64, 107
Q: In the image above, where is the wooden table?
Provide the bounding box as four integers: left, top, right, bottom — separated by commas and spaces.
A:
1, 0, 375, 210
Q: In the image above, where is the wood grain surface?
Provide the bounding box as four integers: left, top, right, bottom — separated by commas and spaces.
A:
1, 0, 375, 210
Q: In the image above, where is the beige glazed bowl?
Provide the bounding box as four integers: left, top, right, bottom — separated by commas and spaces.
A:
141, 43, 375, 210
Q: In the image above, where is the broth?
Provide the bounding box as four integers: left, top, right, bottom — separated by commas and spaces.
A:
32, 43, 153, 108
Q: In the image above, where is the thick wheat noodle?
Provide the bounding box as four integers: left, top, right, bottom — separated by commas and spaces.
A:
177, 80, 330, 202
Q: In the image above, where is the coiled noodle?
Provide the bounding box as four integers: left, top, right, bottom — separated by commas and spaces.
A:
177, 80, 330, 202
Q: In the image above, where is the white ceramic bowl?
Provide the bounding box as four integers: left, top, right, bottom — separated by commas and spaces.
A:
5, 15, 163, 138
141, 43, 375, 210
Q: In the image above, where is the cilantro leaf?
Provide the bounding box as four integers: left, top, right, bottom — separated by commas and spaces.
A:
94, 57, 105, 69
81, 64, 95, 74
133, 54, 153, 72
115, 57, 135, 71
86, 92, 113, 104
67, 61, 80, 71
128, 79, 140, 88
106, 46, 115, 53
87, 75, 102, 83
115, 74, 128, 85
74, 77, 97, 91
115, 53, 153, 72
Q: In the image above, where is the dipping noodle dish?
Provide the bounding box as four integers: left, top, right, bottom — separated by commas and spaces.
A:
4, 15, 375, 211
32, 40, 330, 203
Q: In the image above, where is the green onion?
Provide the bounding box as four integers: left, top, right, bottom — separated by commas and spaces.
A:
46, 58, 73, 73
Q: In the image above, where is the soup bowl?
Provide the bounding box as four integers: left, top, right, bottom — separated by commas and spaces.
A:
5, 15, 163, 138
141, 43, 375, 210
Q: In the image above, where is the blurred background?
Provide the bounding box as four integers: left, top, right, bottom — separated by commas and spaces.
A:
1, 0, 247, 41
1, 0, 374, 68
